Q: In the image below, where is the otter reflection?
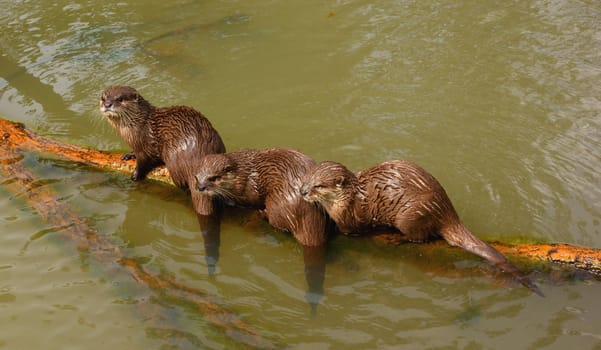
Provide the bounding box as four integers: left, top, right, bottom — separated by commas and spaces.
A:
302, 243, 327, 315
198, 209, 329, 312
197, 212, 222, 275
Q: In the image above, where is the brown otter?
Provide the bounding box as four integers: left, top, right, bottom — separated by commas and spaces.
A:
194, 148, 329, 246
300, 160, 543, 296
99, 86, 225, 215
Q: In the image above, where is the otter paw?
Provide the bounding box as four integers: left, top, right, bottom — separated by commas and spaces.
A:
121, 152, 136, 161
130, 170, 141, 181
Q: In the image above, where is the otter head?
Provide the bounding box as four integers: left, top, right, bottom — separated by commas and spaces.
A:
195, 154, 238, 200
300, 161, 354, 208
99, 86, 150, 124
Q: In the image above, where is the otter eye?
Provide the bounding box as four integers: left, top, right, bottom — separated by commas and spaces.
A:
116, 97, 124, 103
207, 175, 220, 182
224, 166, 233, 173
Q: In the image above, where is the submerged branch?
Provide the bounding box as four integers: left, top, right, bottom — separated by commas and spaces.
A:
1, 116, 601, 277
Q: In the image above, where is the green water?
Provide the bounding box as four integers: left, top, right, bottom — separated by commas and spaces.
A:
1, 1, 601, 348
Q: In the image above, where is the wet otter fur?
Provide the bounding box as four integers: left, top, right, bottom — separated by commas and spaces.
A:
194, 148, 329, 246
300, 160, 543, 296
99, 86, 225, 215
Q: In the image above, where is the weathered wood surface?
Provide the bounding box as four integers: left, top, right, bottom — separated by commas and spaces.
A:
0, 117, 277, 349
2, 116, 601, 276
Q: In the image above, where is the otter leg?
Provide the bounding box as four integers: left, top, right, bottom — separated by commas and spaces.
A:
191, 189, 217, 216
393, 215, 437, 243
131, 155, 155, 181
295, 201, 329, 246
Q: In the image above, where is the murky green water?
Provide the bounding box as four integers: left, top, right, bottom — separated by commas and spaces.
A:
2, 0, 601, 348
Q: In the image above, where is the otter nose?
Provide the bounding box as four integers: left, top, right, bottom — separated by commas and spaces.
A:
196, 176, 207, 192
300, 185, 309, 197
103, 101, 113, 109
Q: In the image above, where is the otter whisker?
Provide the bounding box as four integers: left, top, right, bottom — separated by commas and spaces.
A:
213, 187, 239, 204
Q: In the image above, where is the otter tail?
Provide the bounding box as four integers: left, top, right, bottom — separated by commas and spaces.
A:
440, 223, 544, 297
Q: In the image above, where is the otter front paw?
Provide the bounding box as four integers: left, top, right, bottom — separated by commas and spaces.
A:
121, 152, 136, 161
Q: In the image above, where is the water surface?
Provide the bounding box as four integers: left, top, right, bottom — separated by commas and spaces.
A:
1, 1, 601, 348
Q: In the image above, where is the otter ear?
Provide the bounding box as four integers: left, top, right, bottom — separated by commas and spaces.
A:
334, 175, 345, 188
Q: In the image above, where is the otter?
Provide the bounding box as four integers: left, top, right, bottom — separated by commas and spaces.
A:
300, 160, 543, 296
99, 86, 225, 215
194, 148, 329, 246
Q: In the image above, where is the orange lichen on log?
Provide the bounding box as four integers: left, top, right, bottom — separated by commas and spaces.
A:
0, 117, 171, 183
370, 232, 601, 277
2, 116, 601, 275
491, 242, 601, 275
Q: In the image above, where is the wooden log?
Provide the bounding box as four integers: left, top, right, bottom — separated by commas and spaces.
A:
0, 117, 170, 182
368, 233, 601, 281
2, 116, 601, 276
0, 117, 277, 349
492, 241, 601, 275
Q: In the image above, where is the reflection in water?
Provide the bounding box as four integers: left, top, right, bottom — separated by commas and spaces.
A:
196, 211, 222, 276
198, 205, 329, 312
301, 243, 327, 315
